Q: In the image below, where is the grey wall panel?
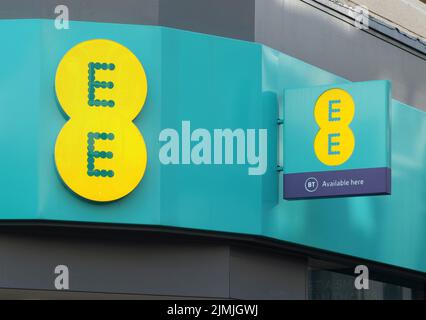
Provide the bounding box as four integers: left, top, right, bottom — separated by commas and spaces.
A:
230, 247, 307, 299
255, 0, 426, 111
0, 0, 160, 24
0, 0, 42, 18
0, 228, 312, 298
0, 231, 230, 297
1, 0, 255, 40
159, 0, 255, 41
0, 288, 211, 299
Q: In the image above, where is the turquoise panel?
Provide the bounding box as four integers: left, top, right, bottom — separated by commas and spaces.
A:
283, 81, 391, 174
0, 20, 425, 273
266, 101, 426, 273
0, 20, 40, 219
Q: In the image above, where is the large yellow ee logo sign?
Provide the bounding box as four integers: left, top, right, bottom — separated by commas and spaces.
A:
55, 39, 148, 202
314, 88, 355, 166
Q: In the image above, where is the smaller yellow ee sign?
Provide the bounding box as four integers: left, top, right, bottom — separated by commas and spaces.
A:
55, 39, 148, 202
314, 88, 355, 166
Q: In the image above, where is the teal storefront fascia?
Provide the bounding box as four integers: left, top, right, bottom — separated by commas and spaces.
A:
0, 19, 425, 273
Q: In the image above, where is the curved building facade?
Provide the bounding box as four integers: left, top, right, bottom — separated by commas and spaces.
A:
0, 0, 425, 299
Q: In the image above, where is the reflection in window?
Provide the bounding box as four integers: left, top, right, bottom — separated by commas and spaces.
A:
309, 269, 414, 300
308, 259, 424, 300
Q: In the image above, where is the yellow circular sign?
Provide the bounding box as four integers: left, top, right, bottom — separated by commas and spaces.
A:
55, 39, 148, 202
314, 88, 355, 166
